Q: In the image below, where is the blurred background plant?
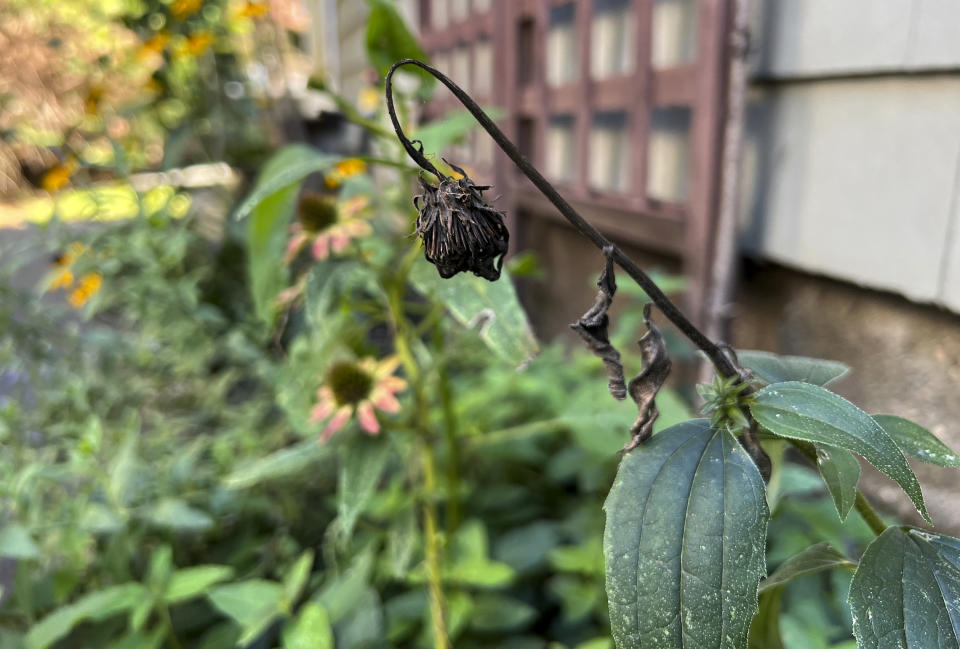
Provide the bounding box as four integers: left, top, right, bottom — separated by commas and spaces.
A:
0, 2, 894, 648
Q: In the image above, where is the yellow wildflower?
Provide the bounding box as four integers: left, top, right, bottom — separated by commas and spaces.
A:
239, 1, 269, 18
49, 269, 74, 291
358, 86, 380, 113
42, 158, 77, 193
179, 31, 215, 57
67, 273, 102, 308
172, 0, 203, 20
138, 31, 170, 61
324, 158, 366, 188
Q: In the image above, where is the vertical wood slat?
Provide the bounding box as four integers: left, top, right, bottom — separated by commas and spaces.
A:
573, 0, 593, 195
631, 0, 654, 211
686, 0, 729, 325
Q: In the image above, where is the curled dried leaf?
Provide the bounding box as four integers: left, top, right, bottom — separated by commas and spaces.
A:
413, 162, 509, 281
570, 247, 626, 400
625, 303, 672, 450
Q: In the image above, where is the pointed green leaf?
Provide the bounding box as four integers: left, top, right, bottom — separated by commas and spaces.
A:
240, 146, 337, 321
234, 145, 337, 220
760, 543, 856, 592
849, 527, 960, 649
283, 550, 314, 605
223, 440, 333, 490
409, 258, 538, 367
164, 566, 234, 604
813, 444, 861, 521
282, 603, 333, 649
603, 419, 769, 649
337, 437, 392, 541
469, 594, 537, 632
738, 351, 849, 387
0, 524, 40, 559
750, 382, 930, 523
25, 584, 146, 649
144, 498, 213, 532
207, 580, 285, 647
365, 0, 433, 91
873, 415, 960, 467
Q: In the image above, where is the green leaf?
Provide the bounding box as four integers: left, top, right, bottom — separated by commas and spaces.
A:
25, 584, 146, 649
738, 351, 849, 387
760, 543, 856, 592
207, 579, 286, 647
750, 382, 930, 523
314, 548, 375, 624
234, 145, 337, 220
849, 527, 960, 649
365, 0, 432, 91
603, 419, 769, 649
873, 414, 960, 467
283, 550, 314, 605
748, 588, 785, 649
469, 593, 537, 632
164, 566, 235, 604
305, 258, 383, 330
0, 524, 40, 559
240, 146, 336, 322
144, 498, 213, 532
337, 437, 392, 541
283, 603, 333, 649
813, 444, 861, 521
409, 258, 538, 367
223, 440, 333, 490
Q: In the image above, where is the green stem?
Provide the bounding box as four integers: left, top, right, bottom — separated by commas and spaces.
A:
854, 491, 888, 537
159, 603, 183, 649
387, 272, 449, 649
419, 439, 450, 649
434, 329, 461, 532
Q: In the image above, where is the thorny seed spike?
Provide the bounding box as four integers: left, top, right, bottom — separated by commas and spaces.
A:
570, 246, 626, 400
624, 303, 672, 451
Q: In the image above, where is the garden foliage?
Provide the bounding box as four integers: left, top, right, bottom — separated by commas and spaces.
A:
1, 4, 959, 649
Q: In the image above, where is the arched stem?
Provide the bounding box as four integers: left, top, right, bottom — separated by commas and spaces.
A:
385, 58, 740, 380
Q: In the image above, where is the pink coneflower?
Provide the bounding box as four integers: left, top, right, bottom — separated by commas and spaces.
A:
285, 194, 372, 264
310, 357, 407, 441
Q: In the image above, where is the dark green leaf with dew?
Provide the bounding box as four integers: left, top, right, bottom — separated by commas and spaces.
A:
750, 382, 930, 524
848, 527, 960, 649
738, 351, 849, 387
604, 419, 768, 649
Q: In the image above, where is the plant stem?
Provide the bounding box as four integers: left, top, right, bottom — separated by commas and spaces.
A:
384, 59, 742, 381
419, 439, 451, 649
387, 270, 450, 649
434, 328, 462, 532
854, 491, 889, 537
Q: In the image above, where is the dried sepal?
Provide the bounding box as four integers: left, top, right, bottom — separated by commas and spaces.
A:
569, 247, 626, 400
412, 162, 509, 281
624, 303, 672, 451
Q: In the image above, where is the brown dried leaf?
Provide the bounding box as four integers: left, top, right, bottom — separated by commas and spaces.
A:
570, 248, 626, 400
625, 303, 672, 450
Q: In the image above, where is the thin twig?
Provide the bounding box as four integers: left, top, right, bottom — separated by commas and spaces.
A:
384, 58, 741, 380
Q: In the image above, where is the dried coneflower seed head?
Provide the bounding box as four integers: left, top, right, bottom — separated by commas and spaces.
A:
298, 193, 338, 233
413, 164, 509, 281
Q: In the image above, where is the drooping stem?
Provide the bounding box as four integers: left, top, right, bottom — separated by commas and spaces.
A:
385, 58, 741, 381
